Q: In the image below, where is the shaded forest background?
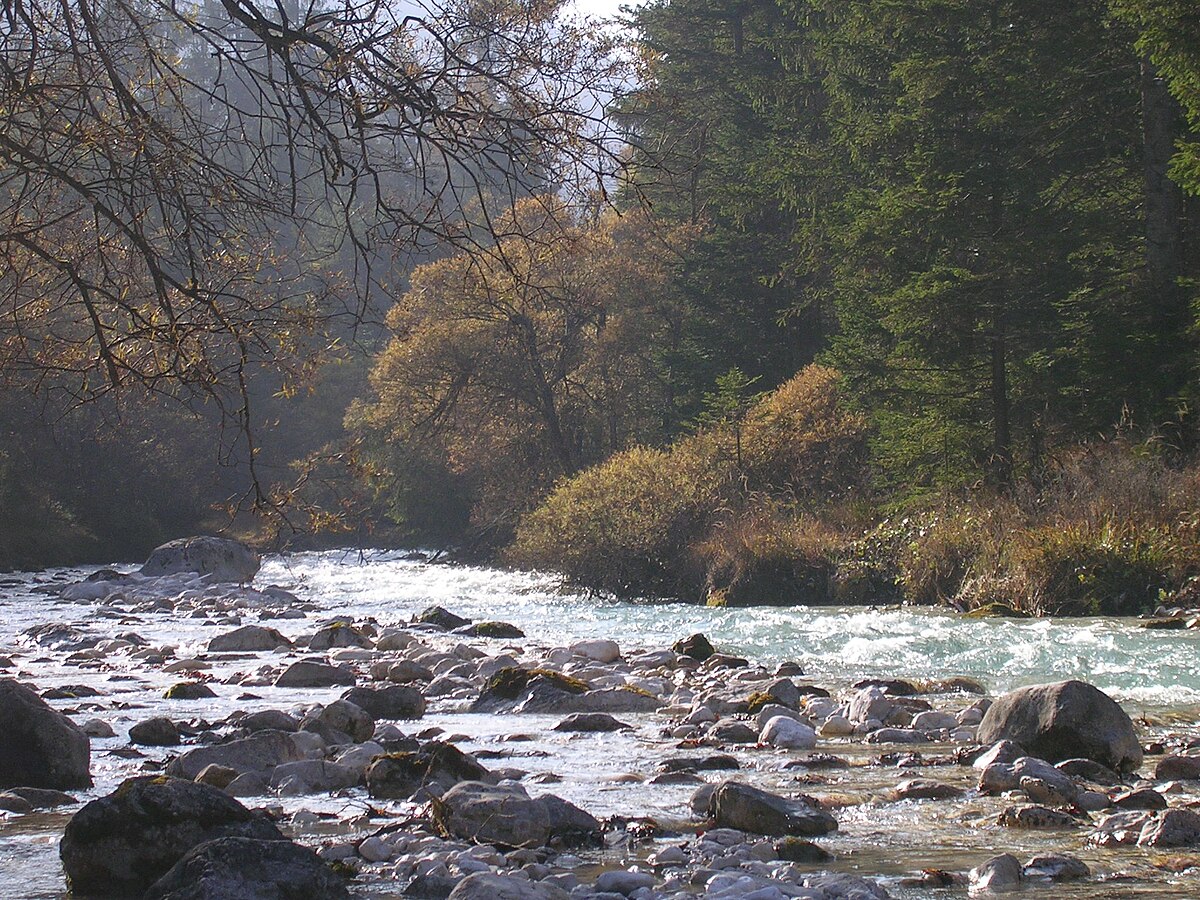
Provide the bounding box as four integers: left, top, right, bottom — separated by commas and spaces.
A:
3, 0, 1200, 615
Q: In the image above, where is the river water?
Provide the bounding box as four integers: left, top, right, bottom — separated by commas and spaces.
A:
3, 549, 1200, 898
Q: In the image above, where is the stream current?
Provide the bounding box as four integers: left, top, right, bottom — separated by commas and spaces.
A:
2, 549, 1200, 898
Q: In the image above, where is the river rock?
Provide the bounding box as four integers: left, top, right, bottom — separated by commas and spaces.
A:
977, 680, 1142, 773
979, 756, 1080, 804
434, 781, 600, 848
5, 786, 76, 809
269, 760, 361, 795
569, 639, 620, 663
309, 623, 373, 650
1137, 808, 1200, 847
446, 872, 569, 900
300, 700, 374, 743
553, 713, 631, 732
893, 779, 964, 801
208, 625, 292, 653
847, 686, 892, 724
997, 805, 1083, 829
237, 709, 300, 733
1022, 854, 1089, 882
59, 776, 283, 895
365, 741, 492, 799
594, 870, 655, 894
416, 606, 472, 631
342, 685, 426, 720
143, 836, 348, 900
759, 715, 817, 749
166, 730, 306, 781
1155, 754, 1200, 780
456, 621, 525, 639
130, 717, 182, 746
0, 679, 91, 790
165, 681, 217, 700
969, 853, 1023, 893
672, 633, 715, 662
707, 780, 837, 836
275, 660, 356, 688
141, 536, 260, 583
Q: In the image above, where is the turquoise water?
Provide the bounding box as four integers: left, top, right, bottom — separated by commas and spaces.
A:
261, 550, 1200, 713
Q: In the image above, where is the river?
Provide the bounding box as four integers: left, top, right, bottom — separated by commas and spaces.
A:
2, 549, 1199, 897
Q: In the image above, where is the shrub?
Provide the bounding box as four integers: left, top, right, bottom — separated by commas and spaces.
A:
508, 434, 728, 598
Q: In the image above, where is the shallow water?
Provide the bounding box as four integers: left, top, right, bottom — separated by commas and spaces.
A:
2, 549, 1199, 898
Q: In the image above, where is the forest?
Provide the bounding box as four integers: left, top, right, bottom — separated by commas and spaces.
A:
2, 0, 1199, 616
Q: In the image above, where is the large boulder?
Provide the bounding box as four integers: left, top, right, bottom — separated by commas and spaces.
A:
707, 781, 837, 837
0, 679, 91, 790
342, 685, 426, 720
299, 700, 374, 743
59, 776, 283, 896
208, 626, 292, 653
141, 536, 260, 583
144, 836, 347, 900
977, 680, 1142, 773
166, 730, 306, 781
434, 781, 601, 849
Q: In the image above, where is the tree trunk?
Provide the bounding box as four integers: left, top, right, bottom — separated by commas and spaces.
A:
1142, 56, 1184, 321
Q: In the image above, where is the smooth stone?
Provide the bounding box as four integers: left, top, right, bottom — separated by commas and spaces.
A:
208, 625, 292, 652
129, 717, 182, 746
446, 873, 569, 899
166, 730, 305, 780
759, 716, 817, 750
143, 836, 348, 899
553, 713, 631, 733
300, 700, 374, 743
708, 780, 837, 837
969, 853, 1023, 893
434, 781, 600, 848
141, 536, 260, 583
0, 679, 91, 790
275, 660, 356, 688
569, 640, 621, 663
342, 685, 426, 720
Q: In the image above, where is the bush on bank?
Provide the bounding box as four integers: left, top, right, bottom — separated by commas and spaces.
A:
511, 366, 1200, 616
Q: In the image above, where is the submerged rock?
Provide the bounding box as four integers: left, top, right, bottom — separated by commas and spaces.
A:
707, 780, 837, 836
144, 836, 347, 900
0, 679, 91, 790
141, 536, 260, 583
59, 776, 283, 895
977, 680, 1141, 773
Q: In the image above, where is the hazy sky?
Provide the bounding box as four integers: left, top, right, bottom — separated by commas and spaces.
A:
573, 0, 640, 23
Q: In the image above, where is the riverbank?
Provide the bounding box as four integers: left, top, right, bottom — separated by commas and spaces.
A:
4, 551, 1200, 898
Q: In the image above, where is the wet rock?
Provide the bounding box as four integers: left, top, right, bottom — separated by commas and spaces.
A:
0, 679, 91, 790
300, 700, 374, 743
446, 872, 569, 899
892, 779, 964, 801
141, 536, 260, 583
341, 685, 425, 720
143, 836, 348, 899
416, 606, 472, 631
20, 623, 100, 652
979, 756, 1080, 804
471, 668, 587, 713
208, 625, 291, 653
82, 718, 115, 738
759, 716, 817, 749
711, 720, 759, 743
773, 836, 835, 863
0, 792, 31, 812
997, 805, 1083, 829
1088, 810, 1154, 847
553, 713, 631, 733
866, 727, 925, 744
165, 681, 218, 700
847, 686, 892, 724
1055, 757, 1121, 785
237, 709, 300, 733
366, 741, 492, 799
977, 680, 1142, 773
275, 660, 356, 688
1137, 808, 1200, 847
853, 678, 919, 696
166, 730, 306, 780
1155, 754, 1200, 780
129, 716, 182, 747
969, 853, 1023, 893
594, 870, 655, 894
707, 780, 837, 836
672, 633, 715, 662
5, 786, 76, 809
309, 623, 373, 650
195, 765, 239, 790
1022, 854, 1089, 882
456, 621, 525, 639
269, 760, 361, 795
434, 781, 600, 848
59, 776, 283, 895
1112, 788, 1167, 810
662, 754, 740, 773
381, 659, 435, 683
971, 740, 1025, 770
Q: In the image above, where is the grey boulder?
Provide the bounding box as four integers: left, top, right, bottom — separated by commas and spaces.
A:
977, 680, 1141, 773
275, 660, 356, 688
707, 780, 837, 837
59, 776, 283, 896
434, 781, 601, 848
144, 836, 347, 899
208, 625, 291, 653
166, 730, 306, 781
141, 536, 260, 583
447, 873, 569, 900
0, 679, 91, 790
341, 685, 426, 720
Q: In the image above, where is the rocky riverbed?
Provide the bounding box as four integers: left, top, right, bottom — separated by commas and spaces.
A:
3, 543, 1200, 899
